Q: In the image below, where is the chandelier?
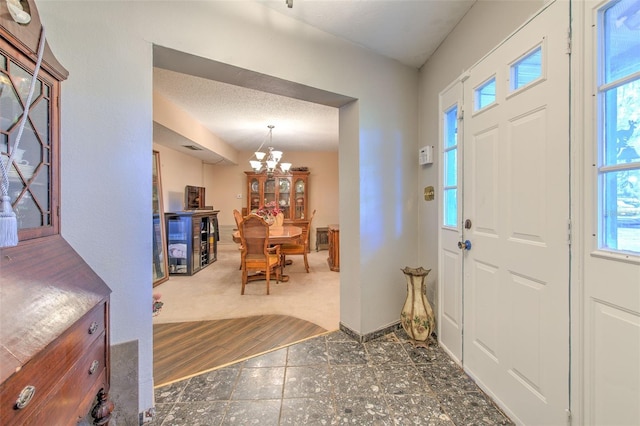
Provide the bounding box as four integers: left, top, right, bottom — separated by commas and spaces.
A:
249, 125, 291, 174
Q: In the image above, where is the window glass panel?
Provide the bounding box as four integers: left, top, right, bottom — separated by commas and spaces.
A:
512, 46, 542, 90
444, 150, 457, 186
599, 0, 640, 254
603, 0, 640, 83
603, 79, 640, 166
475, 77, 496, 110
444, 188, 458, 227
602, 169, 640, 252
444, 106, 458, 148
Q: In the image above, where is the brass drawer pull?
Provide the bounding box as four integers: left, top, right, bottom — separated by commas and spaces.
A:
88, 321, 99, 334
89, 360, 100, 375
15, 386, 36, 409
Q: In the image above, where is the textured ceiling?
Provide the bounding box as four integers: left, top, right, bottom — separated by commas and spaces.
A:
153, 0, 476, 164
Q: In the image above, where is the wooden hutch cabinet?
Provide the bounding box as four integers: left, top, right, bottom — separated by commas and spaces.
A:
0, 1, 113, 424
245, 170, 310, 223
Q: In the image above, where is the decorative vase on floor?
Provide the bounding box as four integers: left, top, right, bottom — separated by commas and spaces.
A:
400, 266, 435, 347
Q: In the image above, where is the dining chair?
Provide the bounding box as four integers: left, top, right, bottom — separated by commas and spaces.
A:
280, 209, 316, 273
239, 214, 282, 295
233, 209, 244, 270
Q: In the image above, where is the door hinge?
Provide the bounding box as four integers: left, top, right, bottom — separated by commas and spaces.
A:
566, 408, 572, 425
458, 109, 464, 121
566, 28, 572, 55
567, 219, 572, 246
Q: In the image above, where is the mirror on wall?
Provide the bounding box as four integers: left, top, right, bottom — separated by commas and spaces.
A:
152, 150, 169, 286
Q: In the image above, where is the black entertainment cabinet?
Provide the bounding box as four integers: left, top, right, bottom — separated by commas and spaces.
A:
166, 210, 220, 275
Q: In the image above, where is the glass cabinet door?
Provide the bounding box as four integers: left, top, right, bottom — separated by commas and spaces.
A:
278, 177, 291, 219
294, 178, 306, 219
264, 177, 276, 206
1, 45, 59, 240
249, 177, 260, 212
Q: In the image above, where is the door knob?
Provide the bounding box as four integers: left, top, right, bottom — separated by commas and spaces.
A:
457, 240, 472, 251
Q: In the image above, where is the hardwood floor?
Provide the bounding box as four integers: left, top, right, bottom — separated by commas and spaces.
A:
153, 315, 327, 387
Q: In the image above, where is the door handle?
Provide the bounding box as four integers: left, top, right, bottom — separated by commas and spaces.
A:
457, 240, 472, 251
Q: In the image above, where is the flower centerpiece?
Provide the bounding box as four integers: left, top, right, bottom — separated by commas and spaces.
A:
254, 201, 283, 226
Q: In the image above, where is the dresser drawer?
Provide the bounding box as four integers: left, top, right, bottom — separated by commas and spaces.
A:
24, 335, 107, 425
0, 303, 107, 424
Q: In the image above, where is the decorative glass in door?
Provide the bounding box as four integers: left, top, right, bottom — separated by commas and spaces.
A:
249, 177, 260, 212
294, 178, 306, 219
442, 104, 458, 227
1, 46, 58, 239
278, 177, 291, 219
264, 177, 276, 206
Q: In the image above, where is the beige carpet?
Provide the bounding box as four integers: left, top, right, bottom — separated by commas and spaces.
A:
152, 241, 340, 331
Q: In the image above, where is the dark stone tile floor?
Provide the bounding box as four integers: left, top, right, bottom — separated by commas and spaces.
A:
151, 329, 513, 425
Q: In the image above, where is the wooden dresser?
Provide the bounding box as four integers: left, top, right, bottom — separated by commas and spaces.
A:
0, 236, 113, 425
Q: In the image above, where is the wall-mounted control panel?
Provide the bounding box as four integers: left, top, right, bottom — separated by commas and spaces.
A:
419, 145, 434, 165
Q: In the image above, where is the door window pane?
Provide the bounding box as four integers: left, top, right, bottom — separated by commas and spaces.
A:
598, 0, 640, 254
475, 77, 496, 111
443, 104, 458, 228
511, 46, 542, 90
444, 106, 458, 148
444, 189, 458, 227
603, 0, 640, 83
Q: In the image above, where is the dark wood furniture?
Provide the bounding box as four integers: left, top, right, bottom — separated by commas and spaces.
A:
165, 210, 220, 275
315, 226, 329, 251
0, 237, 113, 425
1, 1, 114, 424
245, 170, 310, 224
328, 224, 340, 272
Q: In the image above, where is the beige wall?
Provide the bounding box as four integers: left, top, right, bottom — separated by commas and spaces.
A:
153, 143, 339, 248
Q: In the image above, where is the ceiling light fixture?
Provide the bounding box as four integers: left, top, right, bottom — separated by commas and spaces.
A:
249, 125, 291, 176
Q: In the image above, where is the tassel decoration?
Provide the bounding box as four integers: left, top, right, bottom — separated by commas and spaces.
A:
0, 195, 18, 247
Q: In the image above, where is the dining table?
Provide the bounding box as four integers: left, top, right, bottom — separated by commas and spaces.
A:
233, 224, 302, 282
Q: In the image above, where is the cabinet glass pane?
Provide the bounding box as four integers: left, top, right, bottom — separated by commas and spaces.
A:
264, 178, 276, 205
278, 177, 291, 219
11, 59, 41, 103
1, 54, 53, 234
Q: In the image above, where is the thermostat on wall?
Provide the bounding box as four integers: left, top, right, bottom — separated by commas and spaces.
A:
419, 145, 433, 165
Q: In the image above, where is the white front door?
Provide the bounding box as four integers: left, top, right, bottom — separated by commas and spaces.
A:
462, 1, 570, 424
438, 81, 464, 363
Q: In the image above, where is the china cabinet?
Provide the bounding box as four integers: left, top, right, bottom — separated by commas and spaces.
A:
166, 210, 219, 276
0, 1, 113, 424
245, 170, 310, 223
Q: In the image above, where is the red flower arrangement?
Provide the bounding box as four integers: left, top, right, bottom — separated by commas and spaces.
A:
254, 201, 282, 219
